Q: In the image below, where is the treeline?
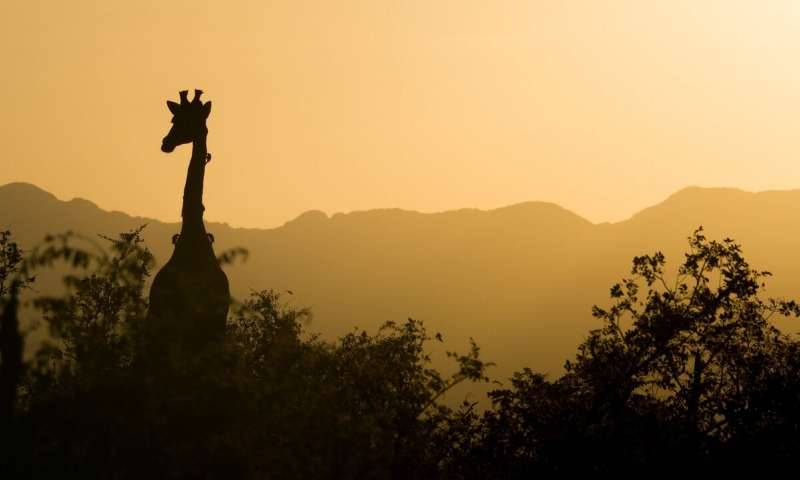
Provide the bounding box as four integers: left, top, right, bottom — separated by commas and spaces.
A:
1, 227, 800, 478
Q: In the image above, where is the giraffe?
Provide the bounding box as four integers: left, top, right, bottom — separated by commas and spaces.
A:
147, 89, 230, 348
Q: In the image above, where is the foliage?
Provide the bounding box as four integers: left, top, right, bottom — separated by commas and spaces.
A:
0, 230, 34, 297
221, 293, 491, 478
7, 225, 800, 477
574, 228, 800, 444
27, 228, 155, 380
0, 231, 33, 474
1, 230, 35, 417
11, 227, 492, 478
448, 227, 800, 476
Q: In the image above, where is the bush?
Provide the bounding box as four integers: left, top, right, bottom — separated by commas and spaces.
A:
11, 228, 491, 478
6, 226, 800, 477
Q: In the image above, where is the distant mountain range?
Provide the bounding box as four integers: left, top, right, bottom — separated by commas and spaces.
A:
3, 182, 800, 387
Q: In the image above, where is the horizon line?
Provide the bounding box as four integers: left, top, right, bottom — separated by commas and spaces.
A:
2, 181, 798, 231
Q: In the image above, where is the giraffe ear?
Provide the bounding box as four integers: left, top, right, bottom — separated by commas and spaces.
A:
202, 101, 212, 118
167, 100, 181, 115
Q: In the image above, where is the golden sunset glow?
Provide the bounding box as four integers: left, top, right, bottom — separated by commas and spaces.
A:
9, 4, 800, 473
3, 1, 800, 227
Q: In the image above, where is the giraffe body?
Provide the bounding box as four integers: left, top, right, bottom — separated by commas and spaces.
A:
147, 90, 229, 348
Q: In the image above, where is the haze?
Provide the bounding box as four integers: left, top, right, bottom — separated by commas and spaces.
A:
3, 1, 800, 228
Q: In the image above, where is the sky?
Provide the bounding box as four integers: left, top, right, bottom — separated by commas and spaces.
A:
3, 1, 800, 228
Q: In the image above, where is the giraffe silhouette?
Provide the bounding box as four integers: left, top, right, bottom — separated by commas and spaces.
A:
147, 89, 230, 348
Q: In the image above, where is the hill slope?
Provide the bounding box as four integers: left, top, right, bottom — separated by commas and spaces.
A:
3, 182, 800, 384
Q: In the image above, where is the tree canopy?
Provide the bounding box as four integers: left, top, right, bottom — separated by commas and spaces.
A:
447, 228, 800, 476
1, 226, 800, 477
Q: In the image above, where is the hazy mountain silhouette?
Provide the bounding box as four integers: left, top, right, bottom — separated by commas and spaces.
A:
3, 182, 800, 382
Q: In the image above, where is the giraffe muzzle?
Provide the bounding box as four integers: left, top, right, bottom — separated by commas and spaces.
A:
161, 138, 176, 153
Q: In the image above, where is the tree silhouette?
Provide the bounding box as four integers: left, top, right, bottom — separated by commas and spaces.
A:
450, 227, 800, 476
12, 227, 492, 478
0, 231, 35, 475
9, 225, 800, 477
574, 228, 800, 443
1, 231, 24, 418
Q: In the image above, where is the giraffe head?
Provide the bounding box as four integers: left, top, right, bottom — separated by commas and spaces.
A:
161, 89, 212, 153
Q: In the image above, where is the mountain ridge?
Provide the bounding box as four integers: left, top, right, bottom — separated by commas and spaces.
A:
5, 181, 782, 230
4, 181, 800, 387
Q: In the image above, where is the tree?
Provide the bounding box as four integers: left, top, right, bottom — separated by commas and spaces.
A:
17, 228, 493, 478
17, 228, 153, 390
454, 227, 800, 476
0, 230, 33, 298
1, 230, 36, 418
224, 290, 493, 478
575, 227, 800, 448
0, 231, 37, 475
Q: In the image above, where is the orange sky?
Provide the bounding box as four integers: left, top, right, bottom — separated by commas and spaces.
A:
3, 1, 800, 228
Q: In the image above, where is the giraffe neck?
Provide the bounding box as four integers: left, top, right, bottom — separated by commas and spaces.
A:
181, 133, 208, 234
